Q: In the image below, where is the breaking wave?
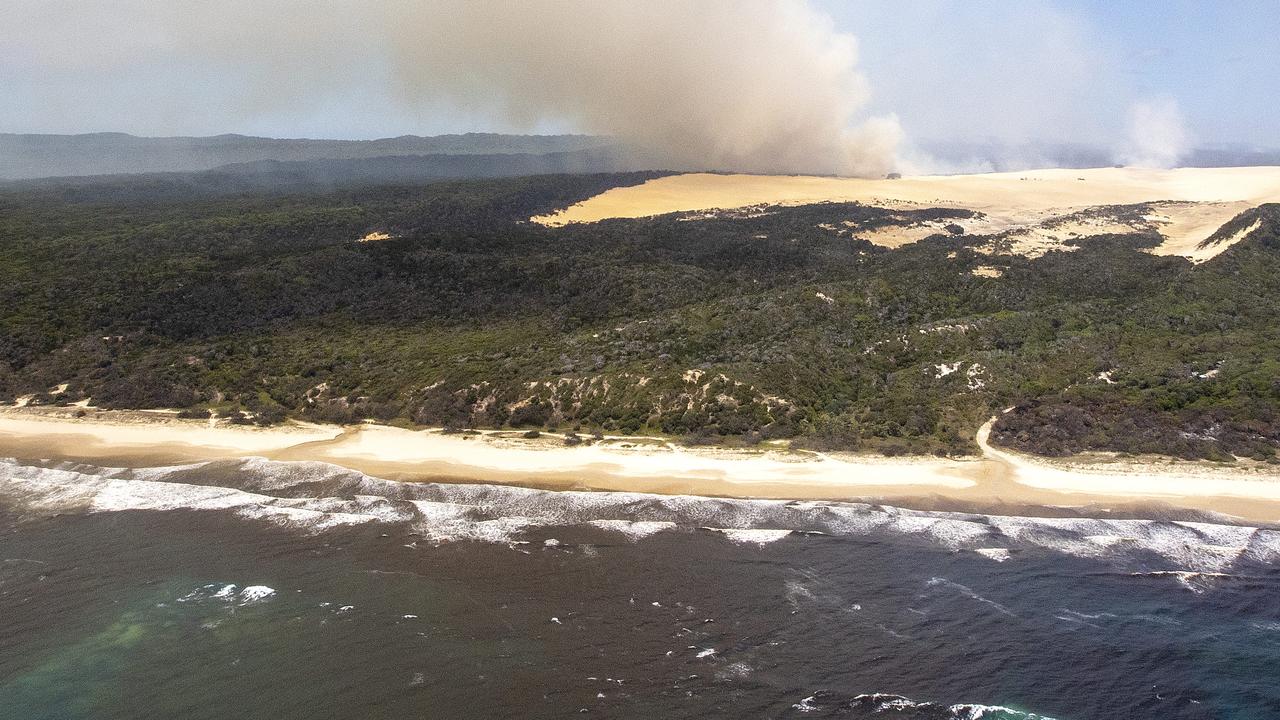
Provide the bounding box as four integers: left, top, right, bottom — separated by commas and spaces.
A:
176, 583, 277, 606
791, 691, 1059, 718
3, 456, 1279, 581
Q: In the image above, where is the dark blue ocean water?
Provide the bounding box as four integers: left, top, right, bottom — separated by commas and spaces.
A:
1, 457, 1278, 719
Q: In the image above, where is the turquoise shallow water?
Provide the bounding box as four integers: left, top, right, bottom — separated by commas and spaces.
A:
2, 457, 1279, 719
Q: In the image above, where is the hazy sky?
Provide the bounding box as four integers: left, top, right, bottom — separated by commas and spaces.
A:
827, 0, 1280, 149
2, 0, 1277, 150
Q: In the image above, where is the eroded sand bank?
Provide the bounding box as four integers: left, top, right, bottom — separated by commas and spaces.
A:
2, 407, 1279, 523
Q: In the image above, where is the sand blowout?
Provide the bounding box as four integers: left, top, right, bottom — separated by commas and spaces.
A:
534, 166, 1280, 262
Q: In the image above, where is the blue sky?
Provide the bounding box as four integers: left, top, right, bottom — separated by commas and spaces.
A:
829, 0, 1280, 148
2, 1, 1277, 148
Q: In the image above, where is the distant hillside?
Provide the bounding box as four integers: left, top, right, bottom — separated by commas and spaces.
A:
3, 148, 653, 200
7, 132, 1280, 182
0, 132, 617, 180
203, 149, 644, 188
914, 139, 1280, 173
1182, 146, 1280, 168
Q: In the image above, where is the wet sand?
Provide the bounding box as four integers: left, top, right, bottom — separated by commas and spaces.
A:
3, 406, 1280, 523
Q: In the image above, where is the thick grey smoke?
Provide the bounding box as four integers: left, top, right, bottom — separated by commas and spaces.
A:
377, 0, 901, 176
118, 0, 899, 176
7, 2, 1275, 174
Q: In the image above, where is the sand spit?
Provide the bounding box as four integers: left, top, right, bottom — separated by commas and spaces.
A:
533, 167, 1280, 262
2, 407, 1280, 522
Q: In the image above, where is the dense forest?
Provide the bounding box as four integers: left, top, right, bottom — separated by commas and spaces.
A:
2, 170, 1279, 461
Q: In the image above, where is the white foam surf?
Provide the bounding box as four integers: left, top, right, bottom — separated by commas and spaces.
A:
588, 519, 677, 540
177, 583, 277, 606
974, 548, 1012, 562
706, 528, 792, 545
3, 456, 1279, 583
849, 693, 1059, 719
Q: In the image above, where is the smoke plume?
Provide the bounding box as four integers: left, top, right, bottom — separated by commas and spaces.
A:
150, 0, 898, 176
10, 1, 901, 175
1120, 98, 1191, 168
373, 0, 900, 176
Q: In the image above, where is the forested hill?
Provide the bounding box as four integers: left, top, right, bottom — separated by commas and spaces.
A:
0, 132, 616, 180
2, 170, 1279, 463
3, 148, 640, 198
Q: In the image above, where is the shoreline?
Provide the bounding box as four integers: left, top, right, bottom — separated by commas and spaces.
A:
2, 406, 1280, 524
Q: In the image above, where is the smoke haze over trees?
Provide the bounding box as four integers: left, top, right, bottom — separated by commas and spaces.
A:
3, 2, 1278, 174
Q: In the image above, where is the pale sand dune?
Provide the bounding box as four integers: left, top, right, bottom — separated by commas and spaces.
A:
535, 167, 1280, 262
1144, 202, 1258, 261
537, 168, 1280, 224
848, 200, 1260, 260
3, 407, 1280, 521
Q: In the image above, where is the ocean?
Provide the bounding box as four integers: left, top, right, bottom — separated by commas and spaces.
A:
2, 456, 1279, 719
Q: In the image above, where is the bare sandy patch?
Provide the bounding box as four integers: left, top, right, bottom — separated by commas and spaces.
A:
851, 215, 1009, 249
1143, 201, 1258, 261
537, 167, 1280, 261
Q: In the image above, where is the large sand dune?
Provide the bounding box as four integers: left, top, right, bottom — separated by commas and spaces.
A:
535, 167, 1280, 262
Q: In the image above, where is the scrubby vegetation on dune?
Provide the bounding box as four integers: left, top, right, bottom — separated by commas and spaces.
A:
2, 170, 1279, 461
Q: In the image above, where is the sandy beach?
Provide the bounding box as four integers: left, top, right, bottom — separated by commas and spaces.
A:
3, 406, 1279, 523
